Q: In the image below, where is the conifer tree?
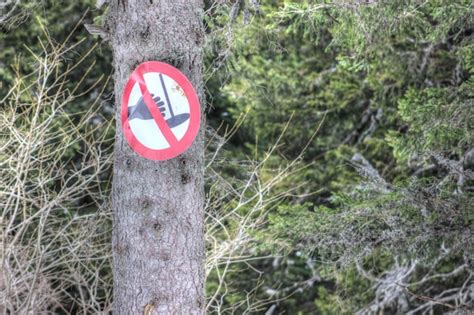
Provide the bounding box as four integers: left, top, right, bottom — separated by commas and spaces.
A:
105, 1, 206, 313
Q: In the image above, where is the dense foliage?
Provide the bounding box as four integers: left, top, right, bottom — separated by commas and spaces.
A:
206, 0, 473, 313
1, 0, 472, 314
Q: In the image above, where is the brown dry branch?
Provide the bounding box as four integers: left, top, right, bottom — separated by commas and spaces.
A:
356, 254, 473, 314
0, 23, 114, 313
204, 114, 326, 313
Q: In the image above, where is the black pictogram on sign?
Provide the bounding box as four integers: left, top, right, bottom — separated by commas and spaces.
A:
121, 62, 201, 161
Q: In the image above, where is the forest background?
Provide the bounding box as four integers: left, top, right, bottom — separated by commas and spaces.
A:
1, 0, 472, 314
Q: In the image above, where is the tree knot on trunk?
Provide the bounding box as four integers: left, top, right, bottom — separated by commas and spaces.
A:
179, 157, 191, 184
181, 173, 191, 184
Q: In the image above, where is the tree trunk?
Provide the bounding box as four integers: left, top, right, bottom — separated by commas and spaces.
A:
105, 1, 205, 314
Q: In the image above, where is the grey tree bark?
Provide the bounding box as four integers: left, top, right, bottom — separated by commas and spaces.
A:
105, 1, 205, 314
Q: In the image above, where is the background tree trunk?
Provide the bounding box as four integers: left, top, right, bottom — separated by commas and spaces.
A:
105, 1, 205, 314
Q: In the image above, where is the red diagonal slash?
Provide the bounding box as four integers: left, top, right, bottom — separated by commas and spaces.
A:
132, 71, 179, 147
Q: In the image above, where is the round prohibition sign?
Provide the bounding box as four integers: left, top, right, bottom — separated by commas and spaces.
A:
121, 61, 201, 161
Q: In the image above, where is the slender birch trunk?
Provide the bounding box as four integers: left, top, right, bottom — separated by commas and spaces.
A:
105, 1, 205, 313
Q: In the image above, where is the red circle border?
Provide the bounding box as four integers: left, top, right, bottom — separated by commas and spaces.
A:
121, 62, 201, 161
